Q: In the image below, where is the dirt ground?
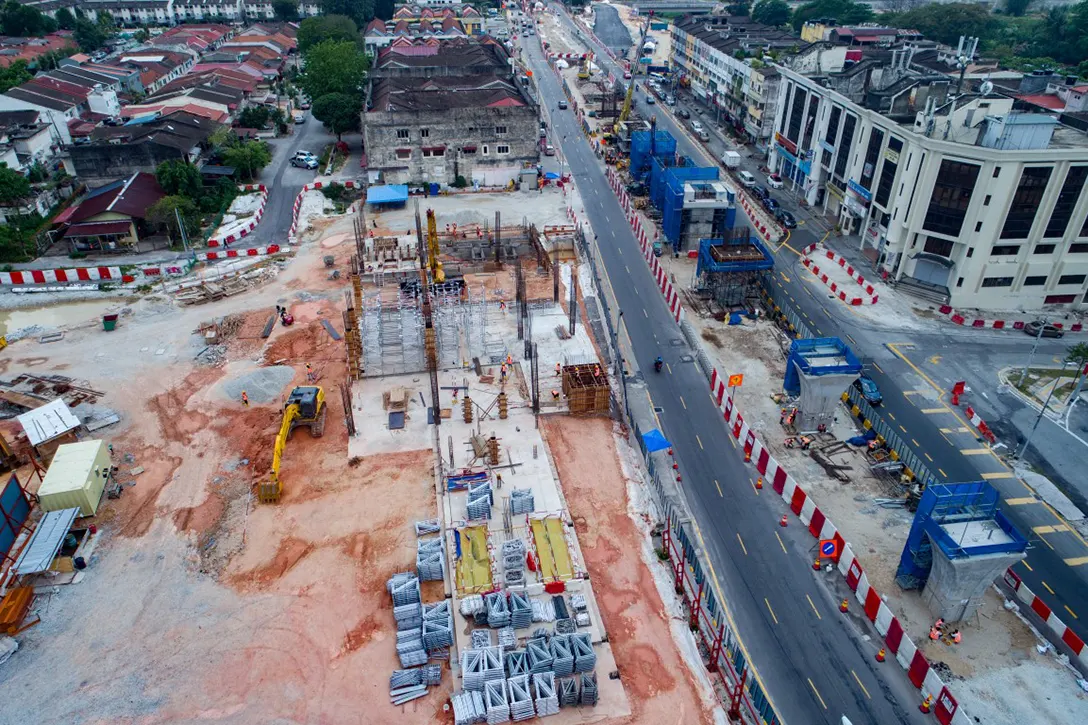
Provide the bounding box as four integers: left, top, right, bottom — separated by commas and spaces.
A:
540, 416, 718, 725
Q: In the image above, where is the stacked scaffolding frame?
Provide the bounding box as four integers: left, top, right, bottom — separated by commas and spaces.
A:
695, 233, 774, 308
560, 364, 610, 415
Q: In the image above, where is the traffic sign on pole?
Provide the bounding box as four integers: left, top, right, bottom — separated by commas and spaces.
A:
728, 373, 744, 387
819, 539, 839, 559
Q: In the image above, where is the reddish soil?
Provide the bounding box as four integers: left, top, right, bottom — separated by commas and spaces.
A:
263, 321, 337, 365
229, 536, 316, 591
173, 490, 225, 534
541, 416, 714, 725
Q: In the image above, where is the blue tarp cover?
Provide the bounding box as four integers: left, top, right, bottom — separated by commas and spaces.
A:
366, 184, 409, 204
642, 428, 671, 452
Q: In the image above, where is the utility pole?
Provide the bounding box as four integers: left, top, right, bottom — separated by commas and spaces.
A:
1017, 321, 1047, 387
1018, 359, 1071, 459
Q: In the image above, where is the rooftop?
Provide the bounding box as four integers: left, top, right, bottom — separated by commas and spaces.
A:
68, 171, 165, 223
370, 75, 529, 113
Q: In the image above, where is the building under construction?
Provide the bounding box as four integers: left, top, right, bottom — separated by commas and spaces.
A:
560, 364, 610, 415
695, 232, 774, 310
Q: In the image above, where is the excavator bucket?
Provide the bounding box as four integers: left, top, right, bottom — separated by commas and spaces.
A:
258, 478, 282, 504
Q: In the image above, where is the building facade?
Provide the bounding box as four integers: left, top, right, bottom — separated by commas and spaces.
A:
771, 64, 1088, 311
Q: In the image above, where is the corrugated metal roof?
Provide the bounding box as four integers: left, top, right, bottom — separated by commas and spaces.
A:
17, 398, 80, 447
13, 507, 79, 575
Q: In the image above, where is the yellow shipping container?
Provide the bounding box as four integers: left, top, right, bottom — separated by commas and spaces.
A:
37, 440, 112, 516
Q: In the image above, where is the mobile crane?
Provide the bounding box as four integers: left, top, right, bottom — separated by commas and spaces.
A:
258, 386, 326, 504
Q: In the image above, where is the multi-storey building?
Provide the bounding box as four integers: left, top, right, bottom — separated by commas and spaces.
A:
771, 54, 1088, 310
669, 14, 794, 149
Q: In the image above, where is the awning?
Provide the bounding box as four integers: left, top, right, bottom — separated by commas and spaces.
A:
641, 428, 672, 453
366, 184, 409, 204
911, 252, 955, 268
13, 507, 79, 576
462, 145, 477, 152
63, 220, 131, 238
17, 398, 80, 447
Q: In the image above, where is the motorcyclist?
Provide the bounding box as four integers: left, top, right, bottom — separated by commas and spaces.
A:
654, 356, 663, 372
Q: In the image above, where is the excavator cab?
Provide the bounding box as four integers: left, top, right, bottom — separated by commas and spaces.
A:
259, 386, 326, 504
287, 386, 322, 421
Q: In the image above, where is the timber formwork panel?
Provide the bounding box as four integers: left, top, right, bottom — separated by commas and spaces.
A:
560, 364, 609, 415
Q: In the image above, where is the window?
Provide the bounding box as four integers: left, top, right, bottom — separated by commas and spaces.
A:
875, 137, 902, 208
967, 247, 974, 257
1045, 294, 1077, 304
981, 277, 1014, 288
983, 195, 991, 206
924, 160, 981, 238
993, 167, 1001, 178
825, 106, 841, 146
802, 92, 820, 150
786, 87, 807, 143
395, 149, 410, 160
482, 145, 489, 155
859, 128, 884, 191
1059, 274, 1086, 285
834, 114, 857, 180
923, 236, 954, 257
1000, 167, 1052, 239
420, 128, 430, 139
1045, 167, 1088, 238
1071, 243, 1088, 253
495, 125, 507, 135
462, 147, 476, 155
1035, 244, 1056, 254
1024, 276, 1047, 286
956, 277, 964, 287
396, 129, 409, 139
497, 144, 510, 154
991, 245, 1020, 256
975, 222, 983, 232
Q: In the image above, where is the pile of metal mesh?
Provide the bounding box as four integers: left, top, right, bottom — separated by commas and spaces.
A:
486, 592, 511, 628
467, 480, 492, 520
571, 633, 596, 672
509, 591, 532, 629
501, 539, 526, 587
533, 672, 559, 717
510, 488, 534, 515
415, 519, 441, 536
507, 674, 534, 721
471, 629, 493, 649
452, 690, 486, 725
417, 537, 444, 581
422, 601, 453, 652
484, 680, 510, 724
580, 672, 598, 706
549, 635, 574, 677
559, 677, 578, 707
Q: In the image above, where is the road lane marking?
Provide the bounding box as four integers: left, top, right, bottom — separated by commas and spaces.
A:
961, 448, 990, 456
751, 478, 761, 495
887, 412, 896, 421
666, 363, 673, 375
764, 598, 779, 625
715, 479, 723, 497
625, 265, 631, 274
806, 594, 822, 620
938, 468, 948, 477
696, 435, 704, 450
808, 678, 827, 710
604, 215, 609, 223
903, 390, 923, 396
873, 362, 884, 374
775, 531, 787, 554
779, 271, 790, 283
925, 453, 933, 462
982, 471, 1014, 480
1004, 497, 1036, 505
899, 424, 908, 433
643, 308, 648, 317
1021, 560, 1034, 571
736, 532, 747, 554
921, 408, 948, 414
1034, 524, 1071, 534
1066, 605, 1079, 619
846, 334, 857, 346
941, 427, 971, 433
1065, 556, 1088, 566
912, 438, 921, 448
1042, 581, 1056, 595
729, 435, 736, 448
851, 670, 872, 699
680, 396, 687, 410
821, 308, 831, 318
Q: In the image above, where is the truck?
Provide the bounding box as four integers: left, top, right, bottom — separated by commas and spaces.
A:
721, 150, 741, 169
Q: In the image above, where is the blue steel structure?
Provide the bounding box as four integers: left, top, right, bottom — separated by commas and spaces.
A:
662, 167, 723, 247
695, 234, 773, 307
630, 128, 677, 183
782, 338, 862, 396
895, 482, 1028, 590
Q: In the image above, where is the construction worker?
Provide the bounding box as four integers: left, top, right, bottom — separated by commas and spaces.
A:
593, 364, 601, 377
506, 354, 513, 365
935, 617, 945, 632
500, 364, 508, 383
499, 300, 507, 314
306, 363, 315, 382
241, 391, 249, 407
929, 627, 939, 641
555, 362, 561, 376
951, 629, 962, 644
496, 473, 503, 489
552, 389, 560, 401
452, 388, 459, 402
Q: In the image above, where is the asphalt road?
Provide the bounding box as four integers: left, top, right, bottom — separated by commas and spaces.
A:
525, 16, 931, 725
543, 5, 1088, 648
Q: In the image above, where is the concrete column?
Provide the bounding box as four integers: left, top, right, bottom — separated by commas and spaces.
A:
921, 536, 1026, 623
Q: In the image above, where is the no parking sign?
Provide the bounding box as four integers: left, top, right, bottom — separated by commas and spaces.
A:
819, 539, 839, 560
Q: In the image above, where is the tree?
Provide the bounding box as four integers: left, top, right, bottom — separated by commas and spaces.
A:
272, 0, 300, 21
374, 0, 396, 20
790, 0, 873, 31
319, 0, 375, 26
222, 140, 273, 181
0, 60, 31, 93
238, 105, 275, 129
297, 40, 369, 100
73, 18, 107, 52
724, 2, 751, 15
1066, 342, 1088, 369
882, 3, 1000, 48
297, 14, 361, 52
752, 0, 791, 27
155, 160, 203, 199
134, 28, 150, 43
312, 93, 362, 140
54, 7, 75, 30
0, 1, 56, 37
0, 164, 30, 205
148, 196, 201, 245
1005, 0, 1032, 16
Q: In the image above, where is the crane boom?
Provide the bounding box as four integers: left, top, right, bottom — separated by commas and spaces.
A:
426, 208, 445, 284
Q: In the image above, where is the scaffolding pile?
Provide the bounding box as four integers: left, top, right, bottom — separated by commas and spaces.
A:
695, 233, 774, 309
560, 364, 610, 415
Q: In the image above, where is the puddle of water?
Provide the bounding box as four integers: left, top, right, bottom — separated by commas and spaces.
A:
0, 299, 123, 336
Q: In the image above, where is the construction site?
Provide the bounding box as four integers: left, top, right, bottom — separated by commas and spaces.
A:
0, 183, 718, 724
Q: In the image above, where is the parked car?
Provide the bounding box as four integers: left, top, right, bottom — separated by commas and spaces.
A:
544, 145, 556, 156
767, 173, 784, 189
293, 112, 305, 124
736, 170, 756, 187
292, 156, 318, 169
558, 100, 568, 110
752, 185, 769, 200
645, 95, 655, 104
665, 94, 676, 106
762, 197, 780, 212
854, 375, 883, 406
1024, 320, 1065, 338
623, 70, 632, 79
677, 108, 691, 119
294, 151, 316, 161
775, 209, 797, 228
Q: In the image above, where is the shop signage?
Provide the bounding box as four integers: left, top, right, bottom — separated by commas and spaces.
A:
847, 179, 872, 202
774, 131, 797, 156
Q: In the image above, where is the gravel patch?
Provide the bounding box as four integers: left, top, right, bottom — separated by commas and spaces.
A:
220, 365, 295, 403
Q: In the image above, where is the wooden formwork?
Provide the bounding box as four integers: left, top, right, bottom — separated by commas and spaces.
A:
560, 364, 610, 415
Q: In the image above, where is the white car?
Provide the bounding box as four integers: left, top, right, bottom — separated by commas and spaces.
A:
737, 170, 757, 187
767, 173, 784, 189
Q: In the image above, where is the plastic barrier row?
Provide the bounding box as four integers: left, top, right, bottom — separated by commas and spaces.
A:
207, 184, 269, 247
800, 243, 879, 306
1003, 567, 1088, 669
937, 304, 1085, 333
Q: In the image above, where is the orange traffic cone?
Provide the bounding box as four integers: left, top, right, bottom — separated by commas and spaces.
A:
744, 450, 751, 462
839, 598, 849, 613
919, 695, 933, 713
875, 648, 886, 662
812, 558, 821, 571
779, 515, 788, 527
756, 477, 763, 489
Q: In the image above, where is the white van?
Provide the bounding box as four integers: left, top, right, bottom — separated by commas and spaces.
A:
736, 170, 757, 187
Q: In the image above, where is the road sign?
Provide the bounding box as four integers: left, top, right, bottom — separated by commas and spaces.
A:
819, 539, 839, 559
728, 373, 744, 387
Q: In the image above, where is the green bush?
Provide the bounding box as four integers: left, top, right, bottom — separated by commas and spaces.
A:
452, 175, 469, 189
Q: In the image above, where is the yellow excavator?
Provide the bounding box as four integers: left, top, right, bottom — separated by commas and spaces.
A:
578, 55, 591, 80
258, 385, 326, 503
426, 208, 445, 283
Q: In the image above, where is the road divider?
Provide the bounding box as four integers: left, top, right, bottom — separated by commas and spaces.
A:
936, 304, 1084, 333
1001, 568, 1088, 673
206, 184, 269, 247
800, 242, 879, 306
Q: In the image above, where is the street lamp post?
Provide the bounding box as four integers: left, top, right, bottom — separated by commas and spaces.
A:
1017, 321, 1048, 388
1018, 358, 1072, 459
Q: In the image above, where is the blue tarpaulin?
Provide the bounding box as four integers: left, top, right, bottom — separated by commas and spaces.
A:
642, 429, 671, 452
366, 184, 409, 205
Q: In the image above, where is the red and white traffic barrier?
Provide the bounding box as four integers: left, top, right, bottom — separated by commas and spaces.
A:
963, 406, 997, 444
0, 266, 122, 285
708, 367, 972, 725
207, 184, 269, 247
288, 180, 359, 244
199, 244, 281, 261
800, 244, 880, 306
1004, 568, 1088, 669
736, 190, 780, 244
937, 305, 1085, 333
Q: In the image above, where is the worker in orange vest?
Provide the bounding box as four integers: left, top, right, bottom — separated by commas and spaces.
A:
928, 627, 939, 641
951, 629, 962, 644
241, 391, 249, 407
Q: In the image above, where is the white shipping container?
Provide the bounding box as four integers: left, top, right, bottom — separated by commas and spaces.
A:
37, 440, 112, 516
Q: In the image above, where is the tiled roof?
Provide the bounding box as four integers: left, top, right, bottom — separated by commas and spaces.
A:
370, 75, 528, 113
69, 172, 165, 223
